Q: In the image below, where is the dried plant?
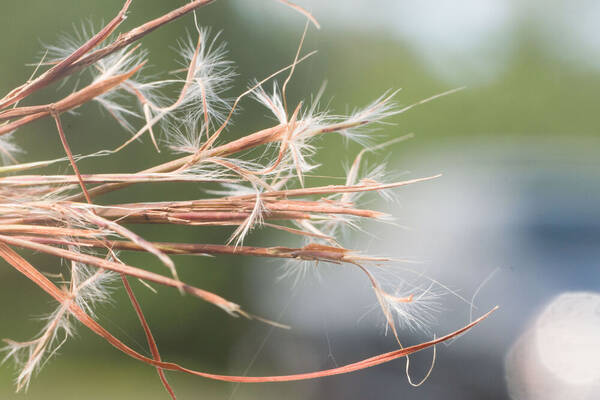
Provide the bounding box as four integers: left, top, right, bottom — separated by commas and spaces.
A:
0, 0, 496, 397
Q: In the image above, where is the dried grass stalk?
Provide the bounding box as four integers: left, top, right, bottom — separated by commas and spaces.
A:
0, 0, 495, 397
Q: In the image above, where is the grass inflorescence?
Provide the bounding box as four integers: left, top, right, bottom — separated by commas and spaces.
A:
0, 1, 496, 397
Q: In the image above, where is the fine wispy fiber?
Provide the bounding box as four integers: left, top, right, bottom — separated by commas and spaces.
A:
0, 1, 496, 398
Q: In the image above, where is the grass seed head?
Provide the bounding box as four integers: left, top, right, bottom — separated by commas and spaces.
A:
0, 0, 495, 395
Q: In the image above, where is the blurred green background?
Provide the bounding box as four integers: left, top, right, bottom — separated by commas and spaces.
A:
1, 1, 599, 399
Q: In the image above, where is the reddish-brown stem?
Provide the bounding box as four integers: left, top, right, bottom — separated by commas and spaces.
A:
0, 63, 145, 136
0, 0, 133, 110
65, 124, 286, 201
120, 274, 175, 399
0, 241, 497, 384
0, 0, 217, 111
6, 236, 363, 263
68, 0, 216, 78
0, 234, 238, 313
52, 113, 92, 204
